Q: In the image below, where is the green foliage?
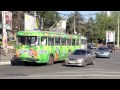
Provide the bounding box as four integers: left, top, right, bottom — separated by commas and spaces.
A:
66, 11, 120, 43
5, 11, 120, 44
96, 11, 120, 42
36, 11, 62, 29
66, 11, 85, 35
12, 11, 24, 31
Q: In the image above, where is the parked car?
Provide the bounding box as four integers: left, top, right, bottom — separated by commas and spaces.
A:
95, 46, 110, 58
63, 49, 96, 67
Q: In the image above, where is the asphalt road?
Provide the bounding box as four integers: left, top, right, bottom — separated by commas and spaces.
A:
0, 50, 120, 79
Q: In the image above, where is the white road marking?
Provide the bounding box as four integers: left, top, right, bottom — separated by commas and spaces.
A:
0, 61, 10, 65
1, 68, 120, 79
1, 74, 120, 79
27, 74, 120, 77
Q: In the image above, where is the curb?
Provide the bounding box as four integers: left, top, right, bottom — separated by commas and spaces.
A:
0, 61, 11, 65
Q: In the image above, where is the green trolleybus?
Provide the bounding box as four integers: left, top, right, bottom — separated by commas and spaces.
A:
81, 36, 87, 49
11, 30, 81, 65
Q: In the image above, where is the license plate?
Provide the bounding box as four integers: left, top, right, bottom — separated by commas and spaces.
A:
68, 61, 75, 64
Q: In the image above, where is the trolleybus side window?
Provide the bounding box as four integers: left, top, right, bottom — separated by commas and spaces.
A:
48, 37, 54, 46
72, 39, 75, 46
41, 36, 47, 46
67, 39, 71, 46
61, 38, 66, 46
55, 38, 60, 46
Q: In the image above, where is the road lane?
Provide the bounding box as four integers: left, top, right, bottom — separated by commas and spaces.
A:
0, 50, 120, 79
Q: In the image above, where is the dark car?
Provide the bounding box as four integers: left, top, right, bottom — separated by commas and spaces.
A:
107, 42, 117, 52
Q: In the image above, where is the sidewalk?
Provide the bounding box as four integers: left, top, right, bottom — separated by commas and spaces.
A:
0, 53, 14, 65
0, 45, 14, 65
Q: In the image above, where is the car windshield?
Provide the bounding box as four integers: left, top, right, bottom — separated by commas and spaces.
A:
73, 50, 86, 55
98, 47, 109, 51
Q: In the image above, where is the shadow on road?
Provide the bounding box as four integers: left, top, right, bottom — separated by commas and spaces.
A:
11, 61, 65, 66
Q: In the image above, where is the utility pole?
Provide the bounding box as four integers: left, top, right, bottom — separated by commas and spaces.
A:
74, 18, 76, 34
2, 11, 7, 48
117, 12, 119, 47
41, 17, 43, 30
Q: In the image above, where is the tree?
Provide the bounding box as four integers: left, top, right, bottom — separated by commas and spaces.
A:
36, 11, 61, 30
66, 13, 74, 34
66, 11, 86, 35
12, 11, 62, 31
85, 17, 98, 42
95, 11, 120, 43
12, 11, 24, 31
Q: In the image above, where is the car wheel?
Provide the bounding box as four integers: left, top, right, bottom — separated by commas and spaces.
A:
11, 60, 21, 66
47, 55, 54, 65
83, 61, 87, 67
11, 60, 17, 66
91, 59, 95, 65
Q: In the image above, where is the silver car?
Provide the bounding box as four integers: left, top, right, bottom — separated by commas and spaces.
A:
63, 49, 96, 67
95, 46, 110, 58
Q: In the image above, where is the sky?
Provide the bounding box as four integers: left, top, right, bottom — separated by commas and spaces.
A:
58, 11, 100, 20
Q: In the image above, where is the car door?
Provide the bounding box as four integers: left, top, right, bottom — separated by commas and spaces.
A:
89, 50, 95, 63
